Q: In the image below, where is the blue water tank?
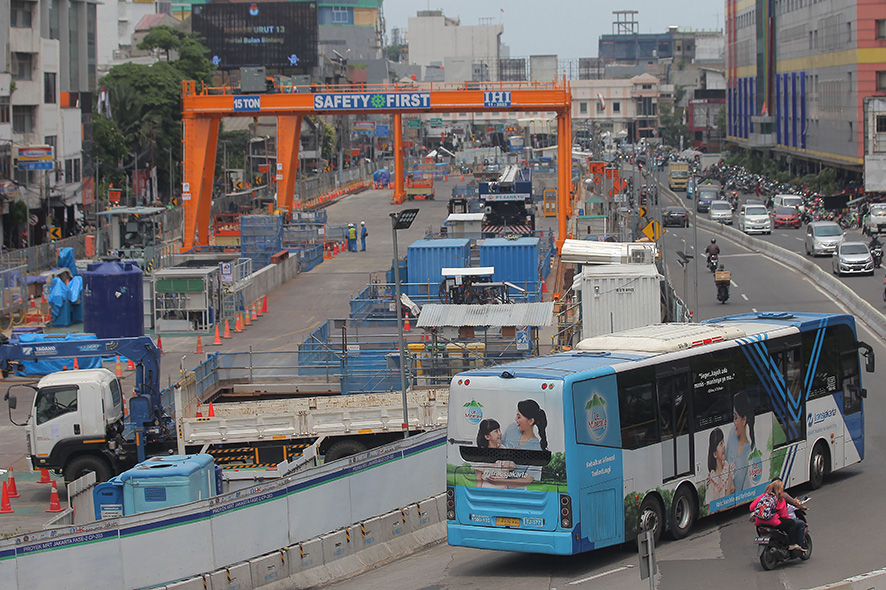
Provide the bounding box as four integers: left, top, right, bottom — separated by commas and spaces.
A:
83, 259, 144, 338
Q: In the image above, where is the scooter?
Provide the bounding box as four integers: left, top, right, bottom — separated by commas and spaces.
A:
755, 498, 812, 570
716, 282, 730, 303
708, 254, 719, 273
871, 244, 883, 269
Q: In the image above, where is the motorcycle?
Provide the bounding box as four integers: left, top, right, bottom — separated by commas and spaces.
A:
715, 267, 731, 303
871, 244, 883, 269
707, 254, 719, 273
755, 497, 812, 570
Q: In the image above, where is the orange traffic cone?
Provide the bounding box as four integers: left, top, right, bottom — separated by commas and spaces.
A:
542, 279, 548, 293
208, 403, 215, 417
262, 296, 268, 314
6, 468, 19, 498
127, 359, 135, 370
251, 305, 257, 321
213, 325, 222, 346
196, 402, 203, 418
234, 315, 242, 333
46, 481, 63, 513
72, 357, 79, 370
404, 312, 411, 332
244, 309, 251, 326
256, 302, 263, 318
115, 356, 123, 378
156, 335, 163, 354
223, 319, 231, 339
29, 294, 36, 309
37, 468, 51, 483
0, 481, 13, 513
195, 334, 204, 354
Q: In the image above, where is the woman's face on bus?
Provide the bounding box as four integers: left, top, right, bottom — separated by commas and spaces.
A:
485, 428, 502, 447
733, 409, 747, 434
515, 411, 535, 433
714, 440, 726, 463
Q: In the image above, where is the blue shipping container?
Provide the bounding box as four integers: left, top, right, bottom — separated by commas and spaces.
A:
406, 238, 471, 299
479, 237, 541, 301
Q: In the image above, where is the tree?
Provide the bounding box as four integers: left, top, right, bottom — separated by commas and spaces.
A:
137, 26, 186, 61
658, 102, 689, 148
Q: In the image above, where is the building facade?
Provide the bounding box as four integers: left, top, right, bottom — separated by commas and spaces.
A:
406, 10, 503, 82
726, 0, 886, 177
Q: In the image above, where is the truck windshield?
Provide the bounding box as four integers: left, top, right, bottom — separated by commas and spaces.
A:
35, 385, 79, 425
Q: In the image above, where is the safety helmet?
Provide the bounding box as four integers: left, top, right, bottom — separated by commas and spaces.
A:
711, 238, 716, 244
361, 221, 365, 225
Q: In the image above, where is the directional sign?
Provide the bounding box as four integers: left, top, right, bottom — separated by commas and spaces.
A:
639, 206, 648, 218
49, 227, 62, 240
430, 118, 443, 127
406, 119, 421, 129
641, 220, 663, 241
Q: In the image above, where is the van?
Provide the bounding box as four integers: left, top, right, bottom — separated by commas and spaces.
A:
773, 194, 804, 211
804, 221, 844, 256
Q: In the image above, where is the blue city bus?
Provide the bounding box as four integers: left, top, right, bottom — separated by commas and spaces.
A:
446, 312, 874, 554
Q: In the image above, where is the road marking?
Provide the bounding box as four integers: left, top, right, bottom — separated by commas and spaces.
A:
741, 293, 749, 300
568, 565, 634, 585
730, 280, 738, 287
752, 307, 758, 312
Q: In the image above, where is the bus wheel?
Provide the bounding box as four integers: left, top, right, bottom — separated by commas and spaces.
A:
324, 439, 368, 462
669, 486, 696, 540
639, 496, 664, 545
809, 442, 829, 489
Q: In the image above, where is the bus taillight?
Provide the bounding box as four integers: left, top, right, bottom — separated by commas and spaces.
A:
447, 487, 456, 520
559, 494, 572, 528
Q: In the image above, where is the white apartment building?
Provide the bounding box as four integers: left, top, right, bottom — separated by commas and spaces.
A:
407, 10, 503, 82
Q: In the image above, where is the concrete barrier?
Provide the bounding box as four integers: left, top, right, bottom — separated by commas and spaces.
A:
803, 567, 886, 590
208, 561, 252, 590
696, 216, 886, 340
248, 552, 288, 588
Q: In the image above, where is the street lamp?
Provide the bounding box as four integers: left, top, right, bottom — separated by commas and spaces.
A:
390, 208, 419, 438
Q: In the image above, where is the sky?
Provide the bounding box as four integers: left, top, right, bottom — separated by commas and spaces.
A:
383, 1, 724, 61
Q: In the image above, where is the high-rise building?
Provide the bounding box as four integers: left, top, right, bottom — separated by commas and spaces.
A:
726, 0, 886, 178
3, 0, 95, 247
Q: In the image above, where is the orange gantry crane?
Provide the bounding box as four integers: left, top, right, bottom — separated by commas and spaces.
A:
180, 80, 574, 252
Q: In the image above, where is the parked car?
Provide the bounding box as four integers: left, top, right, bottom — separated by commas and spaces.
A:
709, 200, 734, 224
773, 206, 802, 228
832, 241, 874, 276
663, 206, 690, 227
805, 221, 845, 256
738, 204, 772, 234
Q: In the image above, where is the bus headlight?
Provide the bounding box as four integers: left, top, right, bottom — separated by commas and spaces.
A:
447, 487, 456, 520
560, 494, 573, 528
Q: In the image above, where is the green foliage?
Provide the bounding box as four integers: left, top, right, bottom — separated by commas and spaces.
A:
137, 26, 186, 60
543, 452, 567, 482
698, 484, 709, 518
384, 44, 408, 63
9, 200, 28, 226
769, 421, 787, 479
716, 105, 727, 136
659, 102, 690, 148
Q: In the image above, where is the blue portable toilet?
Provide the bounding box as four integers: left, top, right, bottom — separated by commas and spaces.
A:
93, 477, 125, 520
118, 454, 217, 516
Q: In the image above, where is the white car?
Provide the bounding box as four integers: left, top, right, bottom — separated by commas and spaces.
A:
832, 242, 874, 276
738, 204, 771, 234
805, 221, 845, 256
709, 200, 733, 225
863, 203, 886, 236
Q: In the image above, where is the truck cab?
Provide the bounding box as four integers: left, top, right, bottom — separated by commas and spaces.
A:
11, 369, 125, 481
864, 203, 886, 236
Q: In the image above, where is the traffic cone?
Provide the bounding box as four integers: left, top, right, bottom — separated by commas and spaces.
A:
234, 314, 242, 333
37, 468, 51, 483
208, 403, 215, 417
72, 357, 79, 370
0, 481, 13, 513
196, 402, 203, 418
255, 302, 263, 318
542, 279, 548, 293
46, 481, 63, 513
115, 355, 123, 378
223, 319, 231, 339
244, 309, 251, 326
262, 296, 268, 314
195, 334, 204, 354
403, 312, 411, 332
213, 325, 222, 346
156, 335, 163, 354
251, 305, 257, 321
6, 468, 19, 498
29, 294, 36, 309
127, 359, 135, 370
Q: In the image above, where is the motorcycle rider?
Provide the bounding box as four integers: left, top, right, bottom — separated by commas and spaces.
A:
869, 233, 883, 267
705, 238, 720, 267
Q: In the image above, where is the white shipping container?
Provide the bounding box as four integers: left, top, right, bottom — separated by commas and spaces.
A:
577, 264, 663, 339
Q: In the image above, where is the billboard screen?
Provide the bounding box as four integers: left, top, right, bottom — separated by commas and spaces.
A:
191, 2, 318, 70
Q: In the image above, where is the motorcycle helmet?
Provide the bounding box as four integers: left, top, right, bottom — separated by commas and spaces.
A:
711, 238, 717, 244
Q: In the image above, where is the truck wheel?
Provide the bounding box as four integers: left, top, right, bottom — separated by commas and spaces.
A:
324, 440, 368, 462
64, 455, 112, 484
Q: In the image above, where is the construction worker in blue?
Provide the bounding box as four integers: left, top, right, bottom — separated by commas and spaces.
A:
360, 221, 368, 251
347, 223, 357, 252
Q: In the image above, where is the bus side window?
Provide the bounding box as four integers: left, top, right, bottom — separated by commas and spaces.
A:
618, 367, 659, 450
839, 328, 863, 414
770, 345, 805, 444
804, 328, 841, 400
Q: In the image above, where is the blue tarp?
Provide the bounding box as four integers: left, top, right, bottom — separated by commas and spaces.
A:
48, 277, 71, 326
15, 333, 104, 375
57, 247, 78, 277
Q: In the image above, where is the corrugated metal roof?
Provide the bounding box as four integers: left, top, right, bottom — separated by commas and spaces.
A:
416, 302, 555, 327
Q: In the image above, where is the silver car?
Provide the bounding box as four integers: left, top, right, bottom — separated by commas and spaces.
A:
832, 242, 874, 276
805, 221, 844, 256
709, 200, 733, 225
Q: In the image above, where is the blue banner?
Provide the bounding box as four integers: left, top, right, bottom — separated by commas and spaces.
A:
233, 95, 261, 112
314, 92, 431, 111
484, 91, 511, 108
375, 125, 389, 137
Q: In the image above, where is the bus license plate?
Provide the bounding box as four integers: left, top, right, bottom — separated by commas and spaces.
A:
497, 517, 521, 527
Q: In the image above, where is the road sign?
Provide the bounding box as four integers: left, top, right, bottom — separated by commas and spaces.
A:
49, 227, 62, 240
641, 220, 663, 241
430, 118, 442, 127
109, 189, 122, 203
29, 214, 38, 226
639, 206, 648, 218
516, 331, 530, 351
406, 119, 420, 129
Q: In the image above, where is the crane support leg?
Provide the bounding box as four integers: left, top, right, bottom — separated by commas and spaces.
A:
182, 115, 220, 251
277, 115, 304, 212
393, 114, 405, 204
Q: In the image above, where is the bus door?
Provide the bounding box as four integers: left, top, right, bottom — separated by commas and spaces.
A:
840, 341, 864, 463
657, 365, 693, 481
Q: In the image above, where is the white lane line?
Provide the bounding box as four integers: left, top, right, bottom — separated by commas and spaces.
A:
752, 307, 758, 312
730, 280, 738, 287
568, 565, 634, 585
741, 293, 749, 300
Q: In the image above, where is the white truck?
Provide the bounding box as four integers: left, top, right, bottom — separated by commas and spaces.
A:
863, 202, 886, 235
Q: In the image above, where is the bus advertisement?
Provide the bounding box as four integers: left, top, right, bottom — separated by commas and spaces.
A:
446, 312, 874, 555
